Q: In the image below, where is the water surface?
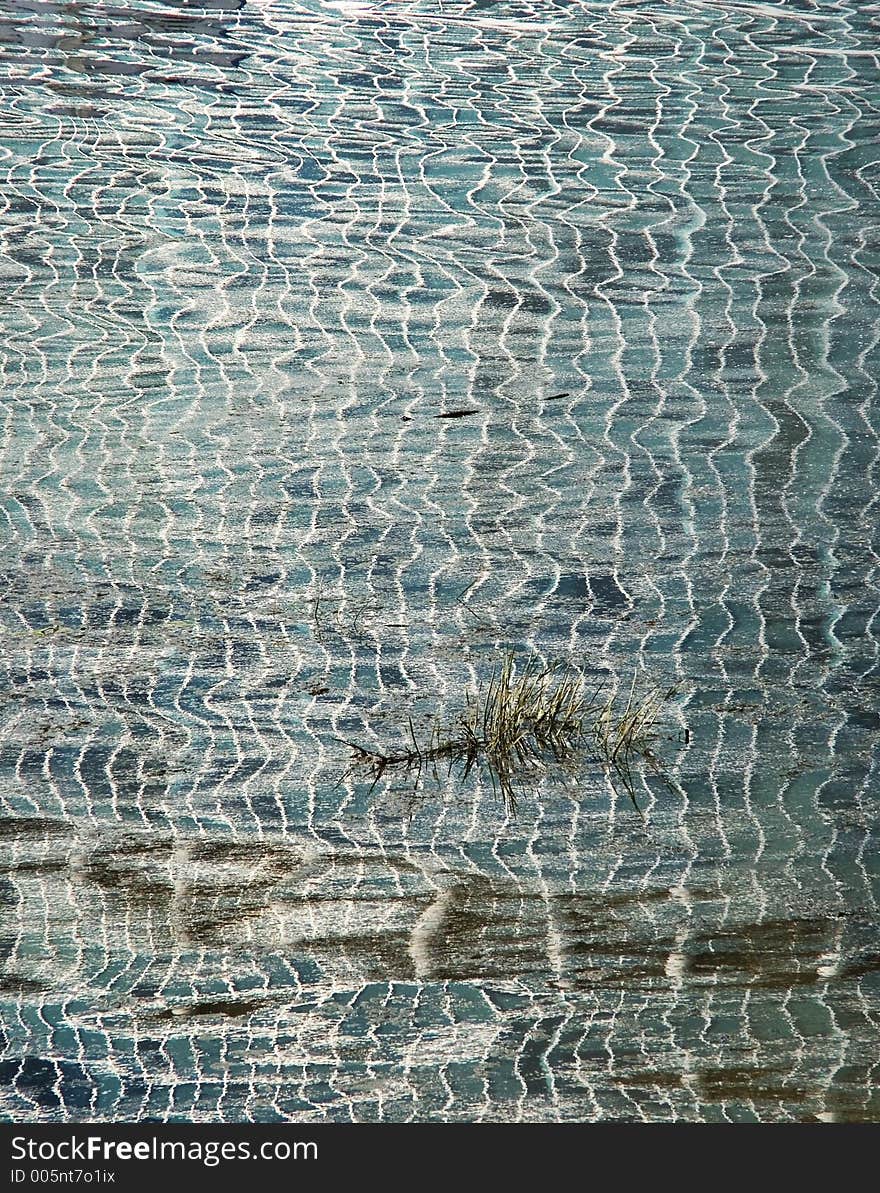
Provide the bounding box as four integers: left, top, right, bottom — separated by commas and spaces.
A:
0, 0, 878, 1122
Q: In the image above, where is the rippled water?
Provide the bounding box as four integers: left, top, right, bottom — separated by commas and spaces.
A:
1, 0, 878, 1122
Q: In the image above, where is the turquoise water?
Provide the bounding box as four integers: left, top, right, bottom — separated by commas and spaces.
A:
0, 0, 878, 1121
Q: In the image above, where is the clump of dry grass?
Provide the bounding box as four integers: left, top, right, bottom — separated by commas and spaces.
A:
345, 653, 681, 813
458, 654, 590, 805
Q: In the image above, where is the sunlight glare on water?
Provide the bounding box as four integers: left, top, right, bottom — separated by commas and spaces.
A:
0, 0, 878, 1122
